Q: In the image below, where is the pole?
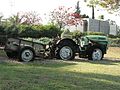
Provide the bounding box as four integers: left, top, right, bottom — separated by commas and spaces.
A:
92, 5, 95, 19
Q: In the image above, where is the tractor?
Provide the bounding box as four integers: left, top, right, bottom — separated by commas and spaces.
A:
4, 35, 108, 62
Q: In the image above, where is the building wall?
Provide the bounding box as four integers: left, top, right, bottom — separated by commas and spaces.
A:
100, 20, 109, 35
65, 18, 118, 35
88, 18, 100, 32
109, 24, 118, 35
87, 18, 109, 34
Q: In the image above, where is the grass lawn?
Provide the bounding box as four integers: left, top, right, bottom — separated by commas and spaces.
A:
0, 47, 120, 90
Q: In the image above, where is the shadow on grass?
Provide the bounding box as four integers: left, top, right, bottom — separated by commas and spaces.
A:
1, 49, 120, 66
90, 58, 120, 65
58, 71, 120, 90
0, 56, 120, 90
1, 58, 120, 67
73, 57, 120, 65
0, 59, 77, 68
27, 60, 78, 68
33, 56, 120, 67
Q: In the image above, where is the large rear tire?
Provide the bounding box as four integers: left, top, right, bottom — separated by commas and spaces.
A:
19, 47, 35, 62
56, 45, 75, 60
88, 48, 103, 60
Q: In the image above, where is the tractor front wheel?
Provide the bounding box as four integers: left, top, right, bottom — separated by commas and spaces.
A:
88, 48, 103, 60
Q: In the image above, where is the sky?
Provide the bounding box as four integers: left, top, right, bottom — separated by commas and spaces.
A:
0, 0, 120, 25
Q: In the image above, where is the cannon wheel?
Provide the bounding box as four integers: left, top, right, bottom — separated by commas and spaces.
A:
19, 47, 35, 62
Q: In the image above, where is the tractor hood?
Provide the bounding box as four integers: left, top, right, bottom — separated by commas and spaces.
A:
85, 35, 108, 45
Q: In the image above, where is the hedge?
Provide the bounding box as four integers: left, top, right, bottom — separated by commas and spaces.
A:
0, 24, 62, 38
71, 30, 106, 38
109, 38, 120, 47
0, 24, 62, 45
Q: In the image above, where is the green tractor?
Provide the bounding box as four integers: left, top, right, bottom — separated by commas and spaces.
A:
55, 35, 108, 60
4, 34, 109, 62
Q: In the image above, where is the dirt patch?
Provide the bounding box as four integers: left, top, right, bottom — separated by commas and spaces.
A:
1, 56, 120, 63
0, 56, 25, 64
105, 47, 120, 59
104, 57, 120, 62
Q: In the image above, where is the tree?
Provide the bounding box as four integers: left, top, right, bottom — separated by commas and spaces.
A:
5, 13, 23, 37
20, 11, 42, 25
107, 19, 116, 25
49, 6, 72, 29
0, 16, 3, 25
49, 5, 81, 30
99, 0, 120, 13
85, 0, 120, 14
98, 15, 104, 20
81, 14, 89, 18
75, 1, 81, 14
7, 13, 23, 26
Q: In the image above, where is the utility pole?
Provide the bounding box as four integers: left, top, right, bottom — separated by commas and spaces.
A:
92, 5, 95, 19
84, 0, 95, 19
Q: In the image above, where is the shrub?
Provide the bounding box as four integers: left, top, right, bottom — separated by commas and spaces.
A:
71, 30, 83, 38
23, 37, 51, 45
41, 24, 62, 38
86, 31, 105, 36
61, 29, 73, 39
0, 36, 7, 46
38, 37, 51, 44
109, 38, 120, 47
108, 34, 118, 38
71, 31, 105, 39
0, 23, 62, 38
18, 24, 61, 38
0, 25, 6, 35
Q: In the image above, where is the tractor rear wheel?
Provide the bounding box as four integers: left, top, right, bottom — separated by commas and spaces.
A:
56, 45, 75, 60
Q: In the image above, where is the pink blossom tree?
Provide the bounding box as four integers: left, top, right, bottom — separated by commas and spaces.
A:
49, 6, 82, 30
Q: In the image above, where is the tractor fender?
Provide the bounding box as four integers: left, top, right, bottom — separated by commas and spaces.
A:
56, 38, 79, 53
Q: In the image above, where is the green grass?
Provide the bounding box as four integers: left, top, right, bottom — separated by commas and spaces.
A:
0, 47, 120, 90
0, 60, 120, 90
